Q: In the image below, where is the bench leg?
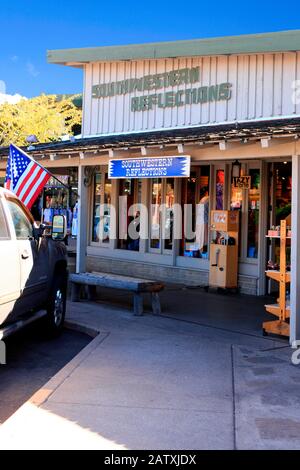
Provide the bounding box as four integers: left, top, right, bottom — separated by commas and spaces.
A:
151, 292, 161, 315
87, 285, 97, 301
71, 283, 81, 302
134, 293, 143, 316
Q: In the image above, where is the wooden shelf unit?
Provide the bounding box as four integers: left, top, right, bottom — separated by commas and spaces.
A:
263, 219, 290, 337
265, 270, 291, 283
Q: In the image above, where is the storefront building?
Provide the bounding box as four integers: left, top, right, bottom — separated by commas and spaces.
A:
1, 30, 300, 341
0, 166, 78, 232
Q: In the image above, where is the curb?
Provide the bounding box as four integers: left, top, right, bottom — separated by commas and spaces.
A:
64, 320, 100, 338
27, 323, 109, 407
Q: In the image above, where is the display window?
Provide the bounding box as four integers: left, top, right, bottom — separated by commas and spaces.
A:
215, 169, 225, 210
163, 179, 175, 251
92, 172, 101, 242
274, 162, 292, 226
230, 163, 261, 261
89, 162, 266, 279
150, 178, 162, 250
118, 179, 142, 251
92, 171, 112, 244
268, 162, 292, 271
149, 178, 175, 253
180, 166, 210, 259
247, 169, 260, 259
40, 173, 77, 235
103, 174, 112, 243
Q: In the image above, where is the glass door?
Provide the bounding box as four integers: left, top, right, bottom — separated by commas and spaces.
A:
149, 178, 175, 254
180, 166, 210, 259
163, 179, 175, 252
91, 170, 112, 247
267, 162, 292, 294
118, 179, 142, 251
150, 178, 162, 252
215, 167, 225, 210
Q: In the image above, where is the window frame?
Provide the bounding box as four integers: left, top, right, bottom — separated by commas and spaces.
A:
179, 165, 212, 259
148, 178, 175, 255
229, 161, 262, 264
90, 169, 113, 248
0, 198, 11, 241
117, 178, 142, 251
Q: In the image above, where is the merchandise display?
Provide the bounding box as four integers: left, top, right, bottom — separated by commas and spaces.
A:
263, 219, 291, 337
72, 201, 78, 238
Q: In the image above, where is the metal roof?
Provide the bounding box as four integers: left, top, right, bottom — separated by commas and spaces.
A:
47, 30, 300, 66
1, 117, 300, 158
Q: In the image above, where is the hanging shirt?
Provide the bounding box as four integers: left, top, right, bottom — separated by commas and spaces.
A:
43, 208, 53, 224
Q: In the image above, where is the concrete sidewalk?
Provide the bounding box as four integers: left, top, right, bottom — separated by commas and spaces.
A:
0, 289, 299, 450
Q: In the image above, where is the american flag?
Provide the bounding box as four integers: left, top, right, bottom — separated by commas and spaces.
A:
5, 144, 51, 209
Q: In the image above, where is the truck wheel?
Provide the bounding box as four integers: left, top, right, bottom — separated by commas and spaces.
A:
45, 273, 67, 334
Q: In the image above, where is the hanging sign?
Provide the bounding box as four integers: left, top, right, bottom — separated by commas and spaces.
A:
232, 176, 251, 189
45, 175, 69, 188
108, 156, 191, 179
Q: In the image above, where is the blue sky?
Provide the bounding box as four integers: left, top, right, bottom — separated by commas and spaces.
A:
1, 0, 300, 98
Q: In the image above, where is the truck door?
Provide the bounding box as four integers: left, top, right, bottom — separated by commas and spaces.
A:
0, 198, 21, 326
5, 197, 49, 315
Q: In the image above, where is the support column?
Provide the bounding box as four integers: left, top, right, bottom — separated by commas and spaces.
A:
172, 178, 181, 266
290, 154, 300, 344
258, 161, 268, 295
76, 165, 89, 273
110, 179, 118, 249
139, 179, 149, 253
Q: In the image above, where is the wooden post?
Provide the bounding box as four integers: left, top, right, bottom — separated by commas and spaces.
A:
87, 285, 97, 301
151, 292, 161, 315
279, 220, 286, 322
76, 165, 88, 274
133, 293, 143, 316
71, 283, 81, 302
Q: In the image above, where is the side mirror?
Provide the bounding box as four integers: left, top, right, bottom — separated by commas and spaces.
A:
52, 215, 67, 241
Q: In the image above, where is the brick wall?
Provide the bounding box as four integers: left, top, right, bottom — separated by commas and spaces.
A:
86, 255, 258, 295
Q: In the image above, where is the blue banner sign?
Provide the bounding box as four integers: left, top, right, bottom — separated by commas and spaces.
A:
108, 155, 191, 179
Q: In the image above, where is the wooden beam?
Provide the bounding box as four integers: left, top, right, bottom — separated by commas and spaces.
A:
0, 137, 297, 172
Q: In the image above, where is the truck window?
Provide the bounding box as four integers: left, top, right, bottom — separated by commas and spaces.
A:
0, 201, 10, 240
6, 199, 33, 240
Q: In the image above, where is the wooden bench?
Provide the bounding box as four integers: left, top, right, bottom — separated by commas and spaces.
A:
69, 272, 164, 316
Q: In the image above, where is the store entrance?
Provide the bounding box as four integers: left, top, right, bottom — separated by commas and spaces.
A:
267, 161, 292, 294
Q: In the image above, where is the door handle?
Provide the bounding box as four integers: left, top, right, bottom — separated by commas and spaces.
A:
21, 251, 30, 259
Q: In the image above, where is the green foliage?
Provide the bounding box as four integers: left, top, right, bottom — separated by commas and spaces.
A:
0, 94, 82, 146
276, 203, 291, 220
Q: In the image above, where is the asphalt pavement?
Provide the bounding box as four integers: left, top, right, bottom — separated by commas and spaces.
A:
0, 321, 91, 424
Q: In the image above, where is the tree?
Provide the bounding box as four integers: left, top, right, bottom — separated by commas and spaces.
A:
0, 94, 82, 146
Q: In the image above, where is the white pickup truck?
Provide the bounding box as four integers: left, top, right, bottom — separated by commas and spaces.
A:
0, 187, 68, 338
